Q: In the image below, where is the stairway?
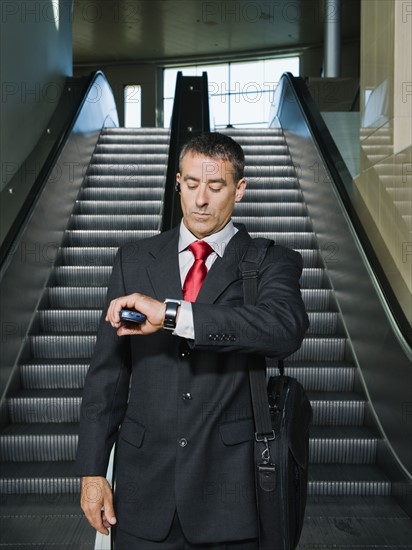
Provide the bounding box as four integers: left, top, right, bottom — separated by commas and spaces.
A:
220, 127, 412, 549
0, 127, 170, 549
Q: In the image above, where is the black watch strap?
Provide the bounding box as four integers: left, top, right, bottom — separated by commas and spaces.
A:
163, 299, 181, 331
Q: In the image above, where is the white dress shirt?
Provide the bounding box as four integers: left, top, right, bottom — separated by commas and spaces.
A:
174, 220, 238, 339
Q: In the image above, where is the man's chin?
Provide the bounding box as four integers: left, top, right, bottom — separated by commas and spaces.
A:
185, 220, 214, 239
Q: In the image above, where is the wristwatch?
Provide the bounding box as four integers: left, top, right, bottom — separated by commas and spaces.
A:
163, 299, 181, 331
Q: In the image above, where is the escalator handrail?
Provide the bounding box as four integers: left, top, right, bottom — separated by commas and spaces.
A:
0, 70, 107, 270
162, 72, 210, 232
280, 72, 411, 350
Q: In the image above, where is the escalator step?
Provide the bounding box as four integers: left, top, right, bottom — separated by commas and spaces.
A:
248, 232, 317, 248
244, 165, 296, 178
309, 426, 378, 464
290, 337, 345, 361
69, 214, 161, 230
19, 360, 353, 392
74, 200, 162, 215
38, 310, 101, 332
20, 362, 89, 389
0, 462, 79, 494
0, 426, 376, 464
102, 127, 170, 135
231, 216, 310, 231
241, 189, 302, 200
59, 247, 322, 268
243, 177, 299, 189
219, 128, 284, 136
54, 267, 111, 286
8, 394, 82, 423
0, 433, 78, 462
217, 136, 287, 145
60, 247, 118, 266
242, 154, 293, 166
91, 153, 169, 165
88, 164, 167, 176
30, 335, 96, 359
305, 312, 338, 334
85, 175, 166, 187
36, 309, 338, 335
64, 229, 159, 246
44, 287, 334, 310
233, 202, 306, 215
302, 495, 412, 548
272, 362, 355, 391
80, 187, 164, 200
308, 392, 365, 425
7, 391, 362, 425
47, 287, 106, 308
95, 144, 170, 154
51, 266, 326, 289
308, 465, 390, 496
241, 145, 289, 155
28, 335, 346, 361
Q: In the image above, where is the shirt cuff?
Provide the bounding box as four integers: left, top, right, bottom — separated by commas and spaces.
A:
174, 301, 195, 340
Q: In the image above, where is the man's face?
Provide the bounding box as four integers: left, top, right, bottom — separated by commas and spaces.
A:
176, 152, 246, 239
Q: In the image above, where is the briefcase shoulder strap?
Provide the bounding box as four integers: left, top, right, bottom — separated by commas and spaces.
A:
239, 238, 272, 304
240, 238, 274, 438
239, 238, 284, 376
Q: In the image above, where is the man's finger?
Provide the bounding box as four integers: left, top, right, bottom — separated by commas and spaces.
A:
103, 497, 117, 526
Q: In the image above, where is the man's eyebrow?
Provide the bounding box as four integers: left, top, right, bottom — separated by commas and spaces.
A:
183, 175, 227, 185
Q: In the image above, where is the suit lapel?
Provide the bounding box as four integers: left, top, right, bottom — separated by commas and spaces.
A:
197, 225, 252, 304
146, 228, 184, 300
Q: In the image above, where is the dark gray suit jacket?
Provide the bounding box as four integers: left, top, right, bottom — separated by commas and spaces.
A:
76, 224, 309, 543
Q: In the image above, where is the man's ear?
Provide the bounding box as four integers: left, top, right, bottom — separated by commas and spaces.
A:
235, 178, 247, 202
175, 173, 181, 193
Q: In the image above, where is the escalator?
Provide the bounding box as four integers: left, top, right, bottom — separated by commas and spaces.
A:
0, 127, 170, 549
219, 127, 412, 548
0, 71, 411, 549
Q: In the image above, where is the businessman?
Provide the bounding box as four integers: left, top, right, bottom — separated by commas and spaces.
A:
76, 132, 309, 549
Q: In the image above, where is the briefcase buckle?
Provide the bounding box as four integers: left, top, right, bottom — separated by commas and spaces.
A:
255, 430, 275, 464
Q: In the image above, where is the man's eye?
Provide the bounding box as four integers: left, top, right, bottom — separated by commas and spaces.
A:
209, 187, 222, 193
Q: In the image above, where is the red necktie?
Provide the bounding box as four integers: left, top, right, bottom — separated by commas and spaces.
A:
183, 241, 213, 302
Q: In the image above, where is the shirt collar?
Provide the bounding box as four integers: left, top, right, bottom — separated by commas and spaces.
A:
178, 220, 238, 258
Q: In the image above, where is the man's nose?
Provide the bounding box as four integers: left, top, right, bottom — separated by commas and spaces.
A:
195, 186, 208, 207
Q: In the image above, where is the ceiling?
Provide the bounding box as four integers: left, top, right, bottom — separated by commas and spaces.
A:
72, 0, 360, 66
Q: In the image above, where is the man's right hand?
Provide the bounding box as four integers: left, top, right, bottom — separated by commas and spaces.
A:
80, 476, 117, 535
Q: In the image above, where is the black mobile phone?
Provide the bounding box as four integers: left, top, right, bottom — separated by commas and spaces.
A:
120, 308, 147, 324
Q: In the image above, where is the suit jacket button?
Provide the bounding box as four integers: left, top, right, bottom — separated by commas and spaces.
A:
179, 342, 191, 358
181, 393, 192, 401
179, 438, 188, 447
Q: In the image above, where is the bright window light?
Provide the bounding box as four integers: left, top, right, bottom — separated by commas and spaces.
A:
163, 57, 299, 128
124, 85, 142, 128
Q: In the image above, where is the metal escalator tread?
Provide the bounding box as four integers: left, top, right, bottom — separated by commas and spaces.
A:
19, 360, 89, 389
0, 423, 79, 462
301, 496, 412, 549
0, 494, 95, 550
1, 127, 170, 548
0, 461, 80, 493
50, 266, 325, 288
219, 127, 412, 548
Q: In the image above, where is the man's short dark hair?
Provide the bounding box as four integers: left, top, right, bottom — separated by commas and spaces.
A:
179, 132, 245, 183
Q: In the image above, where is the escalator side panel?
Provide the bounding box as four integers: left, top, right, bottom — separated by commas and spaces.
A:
272, 76, 412, 484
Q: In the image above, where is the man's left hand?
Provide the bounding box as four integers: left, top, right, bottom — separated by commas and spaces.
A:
105, 293, 167, 336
